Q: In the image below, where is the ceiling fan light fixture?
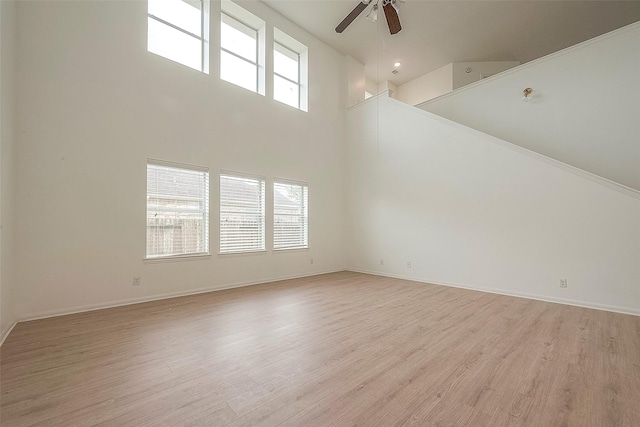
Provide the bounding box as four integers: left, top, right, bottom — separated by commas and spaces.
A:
366, 3, 379, 22
335, 0, 402, 35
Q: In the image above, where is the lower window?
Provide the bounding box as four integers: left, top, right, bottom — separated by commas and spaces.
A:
146, 160, 209, 258
274, 180, 308, 250
220, 173, 266, 253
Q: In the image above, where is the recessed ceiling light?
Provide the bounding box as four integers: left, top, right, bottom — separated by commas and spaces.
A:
394, 61, 402, 67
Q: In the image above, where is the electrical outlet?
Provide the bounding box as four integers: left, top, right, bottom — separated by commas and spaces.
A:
560, 279, 567, 288
133, 277, 141, 286
310, 258, 314, 265
380, 259, 384, 265
407, 261, 412, 268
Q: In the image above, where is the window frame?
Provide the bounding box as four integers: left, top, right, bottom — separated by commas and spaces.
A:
145, 159, 210, 260
219, 172, 267, 255
220, 12, 259, 91
273, 27, 308, 112
147, 0, 209, 73
219, 1, 265, 95
273, 179, 309, 251
273, 41, 301, 109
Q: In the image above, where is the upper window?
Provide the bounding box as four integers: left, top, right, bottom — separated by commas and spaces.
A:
274, 181, 308, 250
146, 161, 210, 258
147, 0, 209, 73
273, 28, 308, 111
220, 1, 265, 94
220, 174, 266, 253
274, 43, 299, 109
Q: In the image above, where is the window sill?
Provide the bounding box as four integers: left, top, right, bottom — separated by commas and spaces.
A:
218, 250, 268, 257
144, 254, 211, 263
273, 247, 309, 253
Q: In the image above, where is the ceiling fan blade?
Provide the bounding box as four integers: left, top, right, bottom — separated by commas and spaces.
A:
335, 1, 369, 33
383, 2, 402, 35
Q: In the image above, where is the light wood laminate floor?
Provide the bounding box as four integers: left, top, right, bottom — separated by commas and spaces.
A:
2, 271, 639, 426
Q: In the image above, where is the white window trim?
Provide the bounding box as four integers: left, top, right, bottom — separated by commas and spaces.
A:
145, 159, 210, 261
144, 253, 212, 263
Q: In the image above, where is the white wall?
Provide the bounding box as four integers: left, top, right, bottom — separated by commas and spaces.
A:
346, 55, 366, 107
396, 63, 452, 106
6, 1, 639, 331
452, 61, 520, 90
347, 96, 640, 314
13, 0, 347, 319
365, 77, 377, 97
420, 23, 640, 191
396, 62, 520, 106
377, 81, 397, 99
1, 0, 17, 342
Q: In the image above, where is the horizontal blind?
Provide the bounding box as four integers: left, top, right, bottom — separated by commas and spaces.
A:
147, 162, 209, 258
274, 181, 308, 250
220, 174, 265, 253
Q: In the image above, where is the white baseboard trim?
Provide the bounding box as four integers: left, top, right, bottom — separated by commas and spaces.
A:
14, 267, 636, 336
348, 269, 640, 317
1, 321, 17, 347
20, 269, 346, 323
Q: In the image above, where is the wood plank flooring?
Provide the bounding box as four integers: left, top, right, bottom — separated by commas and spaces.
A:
1, 271, 639, 426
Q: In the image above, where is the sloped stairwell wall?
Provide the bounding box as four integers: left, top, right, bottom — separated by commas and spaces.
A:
418, 22, 640, 191
346, 95, 640, 314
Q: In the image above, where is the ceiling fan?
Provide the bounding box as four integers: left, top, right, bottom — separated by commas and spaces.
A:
335, 0, 403, 35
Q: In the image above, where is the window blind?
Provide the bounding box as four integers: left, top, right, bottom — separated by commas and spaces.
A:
220, 174, 265, 253
146, 161, 209, 258
273, 181, 308, 250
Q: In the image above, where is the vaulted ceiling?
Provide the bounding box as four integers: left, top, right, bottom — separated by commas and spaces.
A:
260, 0, 640, 86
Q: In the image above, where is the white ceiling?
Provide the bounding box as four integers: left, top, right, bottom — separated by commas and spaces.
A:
259, 0, 640, 86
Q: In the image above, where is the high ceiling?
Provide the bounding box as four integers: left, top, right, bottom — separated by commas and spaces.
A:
260, 0, 640, 86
